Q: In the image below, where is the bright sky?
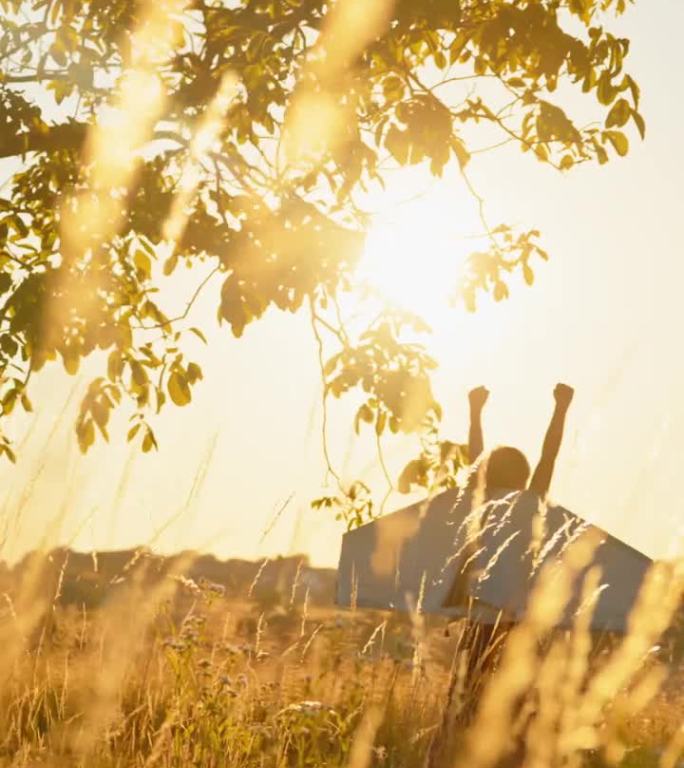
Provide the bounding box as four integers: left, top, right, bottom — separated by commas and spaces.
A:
1, 1, 682, 567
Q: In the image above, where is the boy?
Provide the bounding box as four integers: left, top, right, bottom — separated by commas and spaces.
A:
446, 383, 575, 690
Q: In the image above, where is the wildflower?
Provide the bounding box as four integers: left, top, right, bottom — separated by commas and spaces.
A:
173, 575, 202, 595
222, 643, 245, 656
279, 700, 336, 717
215, 675, 237, 696
199, 578, 226, 597
163, 638, 188, 653
181, 628, 199, 644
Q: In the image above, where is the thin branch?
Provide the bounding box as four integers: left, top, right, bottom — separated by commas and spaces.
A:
469, 137, 515, 154
459, 165, 498, 249
259, 492, 296, 544
376, 431, 394, 515
212, 158, 231, 228
310, 308, 346, 345
0, 25, 51, 61
308, 295, 344, 492
141, 265, 221, 331
434, 73, 495, 89
0, 72, 106, 91
459, 102, 564, 172
211, 151, 267, 195
331, 293, 350, 346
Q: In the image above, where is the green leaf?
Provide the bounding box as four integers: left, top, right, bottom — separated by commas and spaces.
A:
189, 327, 207, 344
632, 110, 646, 140
1, 444, 16, 463
534, 144, 549, 163
354, 403, 374, 434
107, 351, 123, 381
186, 362, 203, 383
624, 74, 640, 107
142, 430, 156, 453
11, 214, 28, 238
451, 135, 470, 169
168, 371, 191, 406
397, 458, 428, 494
2, 389, 17, 416
493, 281, 509, 302
385, 125, 409, 165
606, 98, 631, 128
134, 249, 152, 277
91, 401, 109, 440
597, 73, 617, 106
163, 251, 179, 276
77, 419, 95, 453
62, 349, 80, 375
605, 130, 629, 157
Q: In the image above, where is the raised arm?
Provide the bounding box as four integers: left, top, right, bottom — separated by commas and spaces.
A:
529, 383, 575, 499
468, 386, 489, 464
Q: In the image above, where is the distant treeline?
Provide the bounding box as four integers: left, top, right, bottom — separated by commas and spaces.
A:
0, 549, 337, 610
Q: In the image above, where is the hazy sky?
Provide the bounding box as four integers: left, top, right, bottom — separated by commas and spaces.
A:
1, 1, 682, 567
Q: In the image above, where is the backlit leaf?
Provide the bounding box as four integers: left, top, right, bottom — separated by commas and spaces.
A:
168, 371, 191, 406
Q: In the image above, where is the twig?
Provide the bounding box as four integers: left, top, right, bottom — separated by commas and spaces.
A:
308, 295, 344, 491
376, 431, 394, 515
143, 265, 221, 331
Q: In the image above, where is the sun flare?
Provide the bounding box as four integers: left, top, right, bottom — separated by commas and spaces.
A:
355, 182, 478, 326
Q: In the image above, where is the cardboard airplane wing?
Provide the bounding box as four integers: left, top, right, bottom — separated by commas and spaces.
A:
466, 492, 653, 633
336, 487, 469, 615
336, 489, 653, 633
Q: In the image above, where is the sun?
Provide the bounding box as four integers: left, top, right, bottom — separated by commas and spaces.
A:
355, 179, 477, 327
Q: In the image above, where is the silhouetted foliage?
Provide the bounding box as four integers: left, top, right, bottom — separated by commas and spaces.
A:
0, 0, 643, 485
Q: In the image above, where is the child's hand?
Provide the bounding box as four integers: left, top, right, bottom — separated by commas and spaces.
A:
553, 383, 574, 411
468, 386, 490, 412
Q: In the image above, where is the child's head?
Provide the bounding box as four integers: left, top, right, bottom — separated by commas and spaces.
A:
484, 445, 530, 493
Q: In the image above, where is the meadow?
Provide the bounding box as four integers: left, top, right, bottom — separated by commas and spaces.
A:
1, 0, 681, 765
0, 546, 681, 768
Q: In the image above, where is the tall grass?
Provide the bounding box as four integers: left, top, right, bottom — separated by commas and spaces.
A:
0, 541, 681, 768
1, 0, 682, 765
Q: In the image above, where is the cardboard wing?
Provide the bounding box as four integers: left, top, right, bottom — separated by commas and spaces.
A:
468, 492, 653, 633
336, 487, 469, 615
337, 489, 653, 633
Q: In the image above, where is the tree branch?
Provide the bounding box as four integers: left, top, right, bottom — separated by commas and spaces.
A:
0, 120, 88, 160
139, 265, 221, 331
0, 121, 187, 161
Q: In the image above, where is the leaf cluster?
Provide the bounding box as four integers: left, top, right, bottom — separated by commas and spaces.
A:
0, 0, 643, 463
